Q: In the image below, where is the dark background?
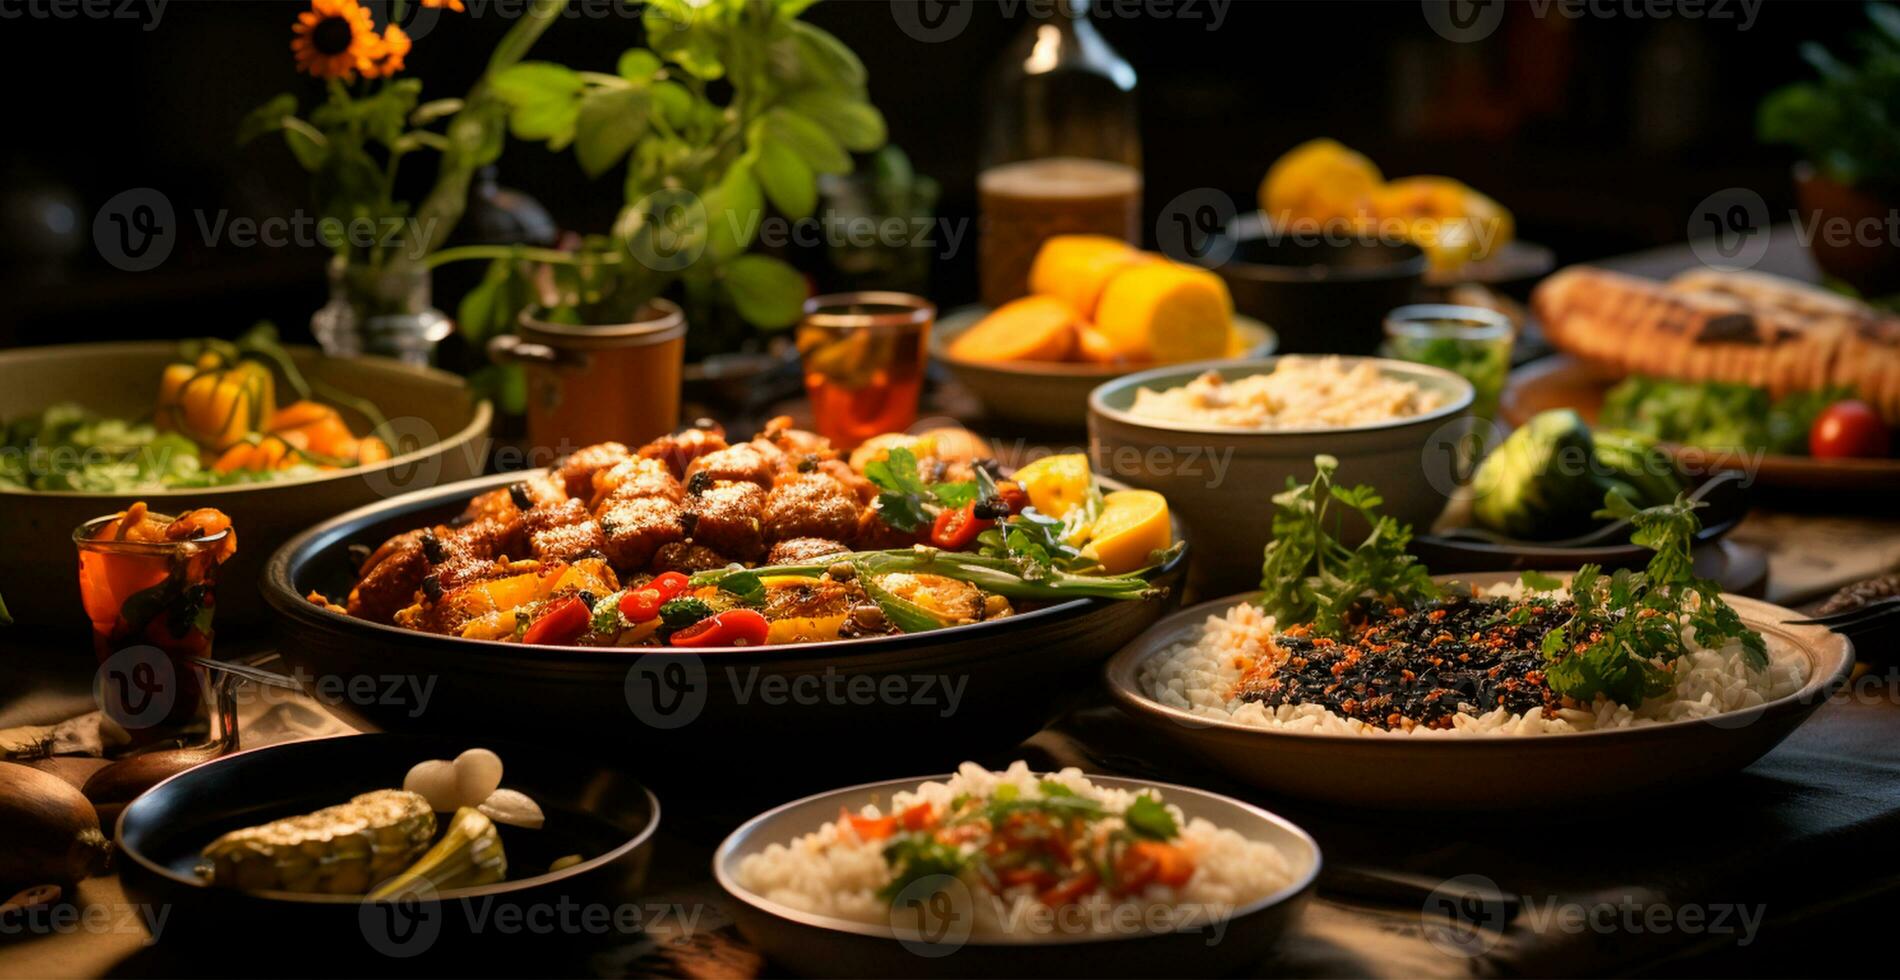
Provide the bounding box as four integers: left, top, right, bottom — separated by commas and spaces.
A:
0, 0, 1872, 347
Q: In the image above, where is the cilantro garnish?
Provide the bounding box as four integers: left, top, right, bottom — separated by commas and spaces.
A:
863, 447, 935, 532
1540, 492, 1767, 705
1257, 455, 1439, 637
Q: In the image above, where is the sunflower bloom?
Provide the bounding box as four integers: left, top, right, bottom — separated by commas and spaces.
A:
363, 24, 412, 79
291, 0, 376, 80
421, 0, 465, 10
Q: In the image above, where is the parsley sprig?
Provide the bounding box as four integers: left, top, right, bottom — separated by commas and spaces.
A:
1257, 455, 1439, 637
863, 447, 977, 533
1533, 492, 1767, 705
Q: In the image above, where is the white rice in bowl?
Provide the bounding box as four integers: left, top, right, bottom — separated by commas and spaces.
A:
1127, 356, 1447, 429
1138, 590, 1810, 737
733, 761, 1295, 939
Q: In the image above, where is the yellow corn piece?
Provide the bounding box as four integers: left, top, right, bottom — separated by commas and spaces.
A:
200, 789, 435, 895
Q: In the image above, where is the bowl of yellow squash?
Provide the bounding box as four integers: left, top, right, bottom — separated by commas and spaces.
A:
932, 236, 1276, 430
0, 341, 490, 626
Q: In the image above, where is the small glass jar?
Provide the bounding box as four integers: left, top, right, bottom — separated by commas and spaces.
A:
796, 292, 935, 449
1382, 304, 1514, 420
74, 513, 228, 738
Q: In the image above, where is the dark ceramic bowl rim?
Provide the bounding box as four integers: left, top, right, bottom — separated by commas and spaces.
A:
1087, 355, 1475, 438
1104, 580, 1856, 747
1208, 211, 1431, 284
0, 341, 492, 501
114, 732, 663, 904
264, 471, 1190, 660
712, 771, 1321, 947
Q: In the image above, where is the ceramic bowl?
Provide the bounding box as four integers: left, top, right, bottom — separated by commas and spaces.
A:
1087, 356, 1473, 595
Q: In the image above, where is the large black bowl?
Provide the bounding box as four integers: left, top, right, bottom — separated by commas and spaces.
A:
262, 471, 1188, 778
116, 733, 659, 969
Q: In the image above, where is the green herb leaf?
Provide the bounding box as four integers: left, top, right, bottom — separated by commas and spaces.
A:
1122, 793, 1178, 841
1519, 570, 1565, 593
1258, 455, 1438, 636
723, 254, 807, 329
762, 107, 852, 176
753, 138, 817, 219
719, 570, 766, 604
492, 62, 585, 144
574, 87, 649, 178
864, 447, 933, 532
877, 835, 968, 903
1542, 494, 1768, 705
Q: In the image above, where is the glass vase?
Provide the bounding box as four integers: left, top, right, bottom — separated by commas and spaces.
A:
310, 258, 452, 366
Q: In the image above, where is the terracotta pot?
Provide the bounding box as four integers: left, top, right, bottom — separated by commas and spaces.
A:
488, 300, 686, 455
1793, 162, 1900, 296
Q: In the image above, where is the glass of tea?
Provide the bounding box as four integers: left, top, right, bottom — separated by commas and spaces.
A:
75, 507, 232, 739
1382, 304, 1514, 421
796, 292, 934, 450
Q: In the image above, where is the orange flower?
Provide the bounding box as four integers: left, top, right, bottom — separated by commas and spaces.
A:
291, 0, 376, 80
363, 24, 412, 79
421, 0, 464, 10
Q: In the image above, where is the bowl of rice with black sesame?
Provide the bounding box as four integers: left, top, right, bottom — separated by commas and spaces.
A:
1106, 578, 1851, 809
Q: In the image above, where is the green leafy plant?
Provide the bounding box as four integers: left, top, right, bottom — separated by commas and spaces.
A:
438, 0, 886, 343
1535, 492, 1767, 705
1257, 455, 1440, 637
1758, 2, 1900, 186
239, 0, 568, 280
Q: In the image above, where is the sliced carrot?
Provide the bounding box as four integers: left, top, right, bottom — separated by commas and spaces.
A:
841, 807, 896, 841
948, 295, 1078, 363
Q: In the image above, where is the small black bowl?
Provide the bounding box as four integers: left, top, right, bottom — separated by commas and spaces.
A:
1201, 211, 1428, 355
1413, 471, 1749, 574
116, 734, 659, 967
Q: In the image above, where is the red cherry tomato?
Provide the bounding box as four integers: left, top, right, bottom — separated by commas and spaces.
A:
930, 502, 992, 550
1810, 400, 1892, 459
618, 588, 665, 623
650, 571, 690, 597
521, 596, 590, 646
668, 608, 770, 647
617, 572, 694, 623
